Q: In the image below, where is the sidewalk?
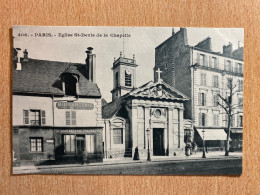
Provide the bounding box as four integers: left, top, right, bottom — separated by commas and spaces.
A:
13, 151, 242, 173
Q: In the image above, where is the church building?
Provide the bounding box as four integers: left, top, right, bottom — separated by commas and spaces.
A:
102, 53, 189, 159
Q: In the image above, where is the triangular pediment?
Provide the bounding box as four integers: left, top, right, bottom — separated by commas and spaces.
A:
128, 81, 189, 101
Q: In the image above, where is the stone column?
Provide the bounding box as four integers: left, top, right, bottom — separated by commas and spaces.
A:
164, 126, 167, 156
144, 107, 150, 149
168, 108, 174, 156
179, 107, 185, 148
131, 106, 138, 156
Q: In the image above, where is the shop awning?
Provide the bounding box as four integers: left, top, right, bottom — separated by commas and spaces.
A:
197, 129, 231, 141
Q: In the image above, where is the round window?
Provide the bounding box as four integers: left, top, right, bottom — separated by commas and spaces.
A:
154, 109, 162, 118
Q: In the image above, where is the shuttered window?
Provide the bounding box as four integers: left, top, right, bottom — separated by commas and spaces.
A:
23, 110, 45, 126
72, 111, 76, 125
198, 93, 206, 106
199, 113, 206, 126
200, 73, 207, 86
66, 111, 70, 125
65, 111, 76, 125
213, 114, 219, 126
23, 110, 29, 124
41, 110, 46, 125
213, 75, 219, 88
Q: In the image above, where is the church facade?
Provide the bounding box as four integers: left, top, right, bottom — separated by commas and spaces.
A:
102, 55, 189, 159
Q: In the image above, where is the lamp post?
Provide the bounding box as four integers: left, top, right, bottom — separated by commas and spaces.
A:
202, 129, 206, 158
146, 128, 151, 161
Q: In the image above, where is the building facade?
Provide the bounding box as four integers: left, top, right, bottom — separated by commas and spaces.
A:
102, 55, 189, 159
13, 47, 104, 166
154, 28, 243, 150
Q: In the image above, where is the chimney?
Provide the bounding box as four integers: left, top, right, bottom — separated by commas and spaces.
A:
85, 47, 96, 83
23, 49, 28, 61
223, 42, 233, 57
172, 27, 175, 36
16, 48, 22, 70
238, 41, 240, 48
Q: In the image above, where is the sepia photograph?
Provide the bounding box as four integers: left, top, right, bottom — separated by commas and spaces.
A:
12, 26, 244, 175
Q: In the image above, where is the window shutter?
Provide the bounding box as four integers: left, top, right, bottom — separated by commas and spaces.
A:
204, 55, 207, 66
204, 74, 207, 86
212, 76, 215, 87
199, 113, 202, 126
24, 110, 29, 125
200, 73, 203, 85
209, 56, 212, 68
204, 93, 207, 106
197, 53, 200, 65
237, 115, 240, 127
41, 110, 46, 125
216, 58, 219, 69
204, 114, 207, 126
72, 111, 76, 125
198, 93, 201, 105
66, 111, 70, 125
224, 60, 227, 71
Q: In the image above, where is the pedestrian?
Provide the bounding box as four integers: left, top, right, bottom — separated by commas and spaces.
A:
194, 143, 197, 154
82, 150, 89, 165
133, 146, 140, 160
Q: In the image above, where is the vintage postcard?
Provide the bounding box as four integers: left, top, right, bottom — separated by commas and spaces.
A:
12, 26, 243, 175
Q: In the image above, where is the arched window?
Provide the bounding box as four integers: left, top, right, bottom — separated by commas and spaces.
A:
125, 70, 132, 87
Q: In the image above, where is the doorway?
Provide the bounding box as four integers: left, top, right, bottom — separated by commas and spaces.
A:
153, 128, 164, 156
76, 134, 85, 156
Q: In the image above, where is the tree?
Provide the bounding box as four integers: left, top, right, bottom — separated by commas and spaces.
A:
217, 79, 243, 156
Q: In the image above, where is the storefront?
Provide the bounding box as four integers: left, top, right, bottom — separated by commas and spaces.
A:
54, 128, 103, 162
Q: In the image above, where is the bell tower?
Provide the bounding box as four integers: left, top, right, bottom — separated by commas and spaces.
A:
111, 52, 138, 101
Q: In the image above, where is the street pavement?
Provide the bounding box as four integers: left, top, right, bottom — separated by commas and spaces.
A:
13, 151, 242, 175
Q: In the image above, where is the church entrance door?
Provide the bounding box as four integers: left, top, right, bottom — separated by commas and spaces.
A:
153, 128, 164, 156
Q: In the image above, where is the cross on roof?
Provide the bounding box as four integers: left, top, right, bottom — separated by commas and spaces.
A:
156, 68, 162, 82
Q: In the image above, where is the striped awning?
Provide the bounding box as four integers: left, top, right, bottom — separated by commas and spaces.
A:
197, 129, 231, 141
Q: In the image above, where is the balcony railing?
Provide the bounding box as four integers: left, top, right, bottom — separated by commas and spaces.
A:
195, 59, 244, 74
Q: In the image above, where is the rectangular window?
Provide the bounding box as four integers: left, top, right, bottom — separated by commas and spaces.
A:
238, 116, 243, 127
227, 78, 233, 88
65, 111, 76, 125
86, 135, 95, 153
225, 114, 228, 127
125, 71, 132, 87
23, 110, 46, 126
231, 115, 235, 127
212, 57, 217, 68
238, 80, 243, 91
238, 63, 243, 74
64, 134, 75, 154
199, 113, 206, 126
115, 72, 119, 87
213, 75, 219, 88
213, 114, 219, 126
30, 110, 40, 125
213, 95, 219, 106
226, 60, 232, 72
113, 128, 123, 144
198, 92, 206, 106
238, 98, 243, 109
199, 54, 205, 66
30, 137, 43, 152
200, 73, 207, 86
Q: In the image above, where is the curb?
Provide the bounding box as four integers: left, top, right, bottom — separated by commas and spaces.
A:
13, 155, 242, 172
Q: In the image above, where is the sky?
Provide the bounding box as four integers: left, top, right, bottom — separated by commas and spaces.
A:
13, 26, 244, 102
